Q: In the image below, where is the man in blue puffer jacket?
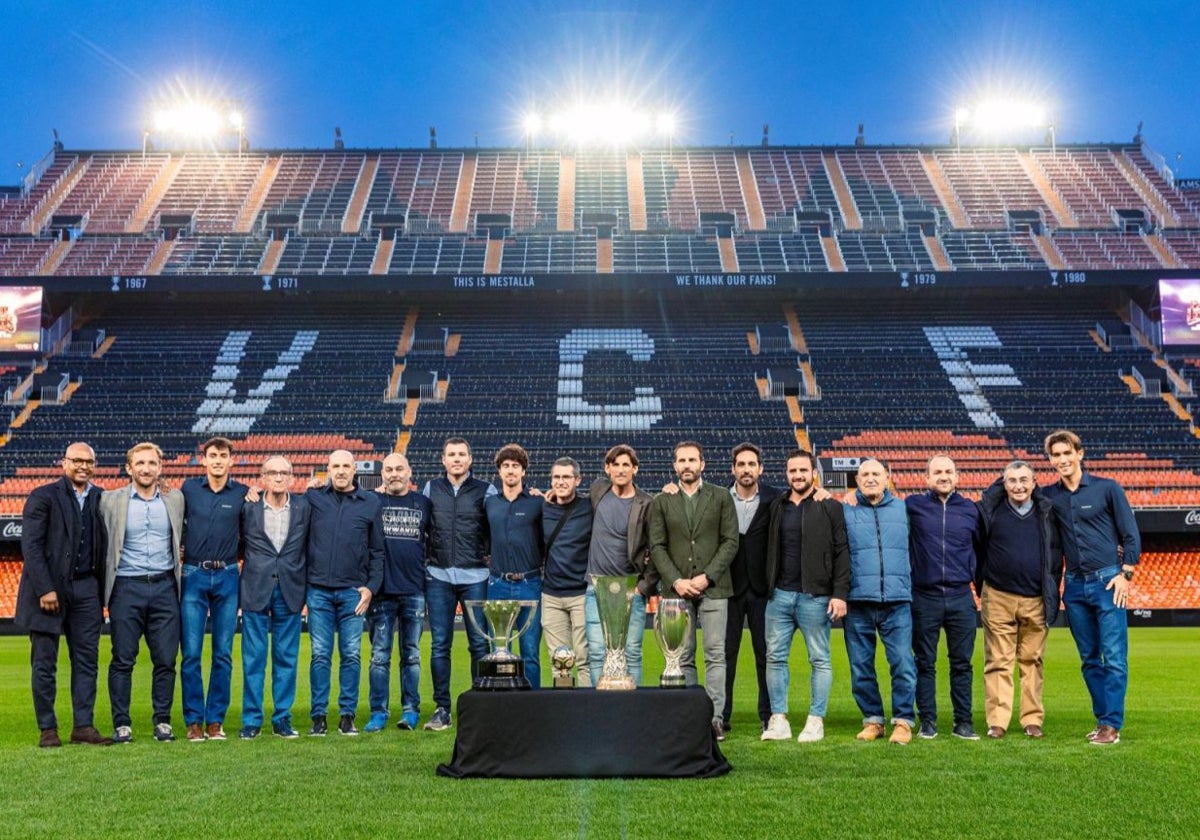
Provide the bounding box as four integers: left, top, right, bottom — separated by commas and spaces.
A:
843, 459, 917, 745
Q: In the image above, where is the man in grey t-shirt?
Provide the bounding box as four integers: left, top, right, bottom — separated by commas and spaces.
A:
584, 444, 656, 685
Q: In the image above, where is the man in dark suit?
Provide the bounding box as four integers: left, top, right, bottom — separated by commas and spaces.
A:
100, 441, 186, 743
649, 440, 740, 741
239, 456, 310, 740
723, 442, 781, 734
16, 442, 110, 747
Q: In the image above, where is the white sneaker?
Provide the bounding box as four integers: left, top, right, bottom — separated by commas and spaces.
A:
761, 714, 793, 741
796, 715, 825, 743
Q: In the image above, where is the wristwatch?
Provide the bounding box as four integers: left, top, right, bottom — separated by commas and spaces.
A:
1121, 568, 1134, 581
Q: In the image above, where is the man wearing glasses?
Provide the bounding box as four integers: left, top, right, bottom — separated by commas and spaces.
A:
238, 456, 311, 739
17, 443, 111, 747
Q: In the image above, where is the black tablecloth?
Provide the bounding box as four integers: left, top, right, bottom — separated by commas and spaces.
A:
437, 686, 731, 778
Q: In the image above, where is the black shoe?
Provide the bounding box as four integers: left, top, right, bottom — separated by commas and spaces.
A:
338, 714, 358, 736
712, 720, 726, 742
273, 719, 300, 739
952, 722, 980, 741
309, 715, 327, 737
238, 726, 261, 740
722, 720, 732, 733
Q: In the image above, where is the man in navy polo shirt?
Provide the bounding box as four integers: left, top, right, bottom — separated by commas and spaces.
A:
179, 436, 246, 742
485, 443, 545, 687
1042, 429, 1140, 746
305, 449, 384, 737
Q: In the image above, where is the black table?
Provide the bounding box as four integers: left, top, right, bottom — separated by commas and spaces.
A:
437, 686, 731, 778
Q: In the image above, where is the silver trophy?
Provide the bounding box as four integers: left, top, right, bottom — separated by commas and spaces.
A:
591, 574, 638, 690
654, 598, 692, 688
463, 599, 539, 690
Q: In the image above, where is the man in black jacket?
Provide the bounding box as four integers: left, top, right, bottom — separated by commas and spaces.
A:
16, 442, 110, 747
758, 449, 849, 744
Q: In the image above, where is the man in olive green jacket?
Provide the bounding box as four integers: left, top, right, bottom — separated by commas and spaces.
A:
650, 441, 740, 739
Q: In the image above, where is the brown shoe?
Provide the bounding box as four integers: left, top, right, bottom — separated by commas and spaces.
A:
70, 726, 113, 745
856, 722, 886, 742
39, 728, 62, 748
888, 721, 912, 745
986, 726, 1006, 739
1086, 726, 1101, 742
1090, 724, 1120, 745
186, 723, 205, 742
205, 723, 227, 741
1022, 725, 1044, 739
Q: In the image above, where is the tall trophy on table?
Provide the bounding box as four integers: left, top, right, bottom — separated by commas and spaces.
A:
592, 574, 638, 690
654, 597, 691, 688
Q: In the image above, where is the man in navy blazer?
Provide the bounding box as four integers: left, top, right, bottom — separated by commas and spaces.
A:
238, 456, 310, 739
16, 442, 110, 747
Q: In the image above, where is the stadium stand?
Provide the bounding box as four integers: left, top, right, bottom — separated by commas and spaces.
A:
2, 139, 1200, 618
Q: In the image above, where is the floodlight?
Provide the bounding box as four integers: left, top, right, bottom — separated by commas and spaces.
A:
523, 113, 542, 135
970, 99, 1046, 132
149, 99, 246, 147
656, 113, 676, 136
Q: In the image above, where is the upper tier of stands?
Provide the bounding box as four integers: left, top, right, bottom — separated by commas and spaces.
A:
5, 142, 1199, 277
1, 287, 1198, 614
1, 287, 1195, 502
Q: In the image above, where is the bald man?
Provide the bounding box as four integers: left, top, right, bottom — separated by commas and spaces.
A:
17, 442, 110, 747
364, 453, 431, 733
304, 449, 384, 737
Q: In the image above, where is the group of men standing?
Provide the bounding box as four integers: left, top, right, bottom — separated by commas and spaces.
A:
752, 431, 1138, 747
17, 438, 391, 744
17, 428, 1139, 749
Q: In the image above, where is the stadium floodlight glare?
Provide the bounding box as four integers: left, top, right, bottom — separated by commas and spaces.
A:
953, 99, 1051, 150
966, 100, 1047, 132
523, 113, 542, 135
544, 103, 671, 146
148, 99, 247, 152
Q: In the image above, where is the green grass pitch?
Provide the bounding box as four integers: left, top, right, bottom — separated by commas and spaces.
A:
0, 627, 1196, 839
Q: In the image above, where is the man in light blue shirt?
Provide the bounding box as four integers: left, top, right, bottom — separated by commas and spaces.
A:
100, 442, 185, 743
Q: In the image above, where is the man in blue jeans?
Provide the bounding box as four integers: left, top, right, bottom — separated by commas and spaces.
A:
239, 456, 309, 740
907, 455, 986, 741
585, 444, 656, 688
422, 437, 495, 731
179, 436, 245, 742
759, 449, 849, 744
842, 458, 917, 745
305, 449, 384, 737
365, 452, 431, 732
1042, 429, 1140, 746
485, 444, 545, 687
